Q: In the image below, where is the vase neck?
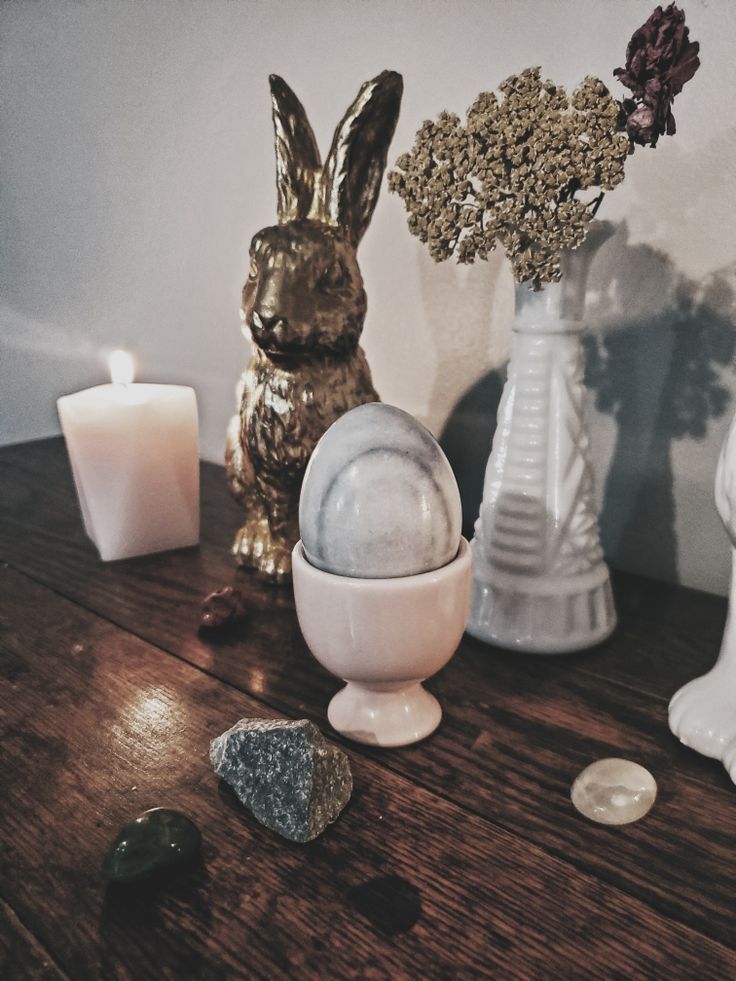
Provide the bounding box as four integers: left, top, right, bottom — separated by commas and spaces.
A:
513, 284, 582, 335
513, 220, 615, 334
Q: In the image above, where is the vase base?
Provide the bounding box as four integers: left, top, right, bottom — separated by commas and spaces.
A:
327, 682, 441, 747
467, 563, 616, 654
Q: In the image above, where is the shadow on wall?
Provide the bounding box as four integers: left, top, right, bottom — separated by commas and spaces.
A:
412, 242, 513, 437
440, 368, 503, 541
584, 222, 736, 584
439, 222, 736, 582
411, 237, 512, 540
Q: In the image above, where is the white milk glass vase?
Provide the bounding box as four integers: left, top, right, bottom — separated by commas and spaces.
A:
467, 222, 617, 654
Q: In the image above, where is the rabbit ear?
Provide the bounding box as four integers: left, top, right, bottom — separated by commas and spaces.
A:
321, 71, 403, 245
269, 75, 322, 223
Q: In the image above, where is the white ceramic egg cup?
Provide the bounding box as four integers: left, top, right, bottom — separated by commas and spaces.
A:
292, 538, 472, 747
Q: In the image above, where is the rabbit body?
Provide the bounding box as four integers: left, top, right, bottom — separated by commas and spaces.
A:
227, 73, 402, 582
227, 345, 377, 581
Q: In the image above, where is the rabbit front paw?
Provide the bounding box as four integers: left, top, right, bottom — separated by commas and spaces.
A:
721, 736, 736, 785
255, 537, 293, 583
233, 517, 293, 584
669, 668, 736, 760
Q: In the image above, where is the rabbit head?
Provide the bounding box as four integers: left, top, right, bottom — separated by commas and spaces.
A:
242, 71, 403, 358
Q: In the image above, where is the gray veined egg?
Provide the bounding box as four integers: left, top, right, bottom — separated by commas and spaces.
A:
299, 403, 462, 578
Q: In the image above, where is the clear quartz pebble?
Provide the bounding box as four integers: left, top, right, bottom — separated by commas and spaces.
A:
570, 758, 657, 826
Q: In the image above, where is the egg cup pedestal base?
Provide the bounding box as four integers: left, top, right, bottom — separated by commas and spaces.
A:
292, 538, 472, 749
328, 682, 441, 747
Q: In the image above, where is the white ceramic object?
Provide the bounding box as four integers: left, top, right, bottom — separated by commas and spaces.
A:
468, 224, 616, 654
299, 403, 462, 579
292, 537, 472, 747
669, 411, 736, 783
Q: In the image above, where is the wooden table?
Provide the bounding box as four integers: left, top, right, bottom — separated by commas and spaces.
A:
1, 438, 735, 979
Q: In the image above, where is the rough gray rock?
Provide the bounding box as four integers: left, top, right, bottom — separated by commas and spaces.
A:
210, 718, 352, 842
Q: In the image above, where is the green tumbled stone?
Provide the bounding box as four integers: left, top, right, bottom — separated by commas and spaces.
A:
102, 808, 202, 884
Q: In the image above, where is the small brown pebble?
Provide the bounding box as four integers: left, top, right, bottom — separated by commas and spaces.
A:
200, 587, 249, 631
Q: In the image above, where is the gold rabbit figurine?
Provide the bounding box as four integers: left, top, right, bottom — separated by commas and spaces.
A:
226, 71, 403, 583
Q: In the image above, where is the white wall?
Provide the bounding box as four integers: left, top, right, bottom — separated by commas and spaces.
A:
2, 0, 735, 594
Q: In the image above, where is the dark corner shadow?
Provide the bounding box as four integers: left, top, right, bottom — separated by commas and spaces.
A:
99, 860, 213, 977
583, 221, 736, 585
439, 369, 504, 540
439, 221, 736, 584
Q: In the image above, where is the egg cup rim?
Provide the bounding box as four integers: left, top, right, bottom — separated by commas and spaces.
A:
292, 536, 470, 589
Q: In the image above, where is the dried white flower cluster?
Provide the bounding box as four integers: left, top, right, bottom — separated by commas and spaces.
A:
388, 68, 630, 289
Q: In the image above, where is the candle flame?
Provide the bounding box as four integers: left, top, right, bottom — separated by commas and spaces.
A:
109, 349, 135, 385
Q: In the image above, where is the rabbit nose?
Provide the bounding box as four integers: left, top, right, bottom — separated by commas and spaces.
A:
252, 310, 285, 333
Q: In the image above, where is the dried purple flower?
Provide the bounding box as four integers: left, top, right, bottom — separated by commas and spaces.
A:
614, 3, 700, 147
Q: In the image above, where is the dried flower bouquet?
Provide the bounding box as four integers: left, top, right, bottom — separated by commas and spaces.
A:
388, 4, 700, 290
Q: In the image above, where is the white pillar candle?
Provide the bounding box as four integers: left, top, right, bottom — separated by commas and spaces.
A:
57, 351, 200, 561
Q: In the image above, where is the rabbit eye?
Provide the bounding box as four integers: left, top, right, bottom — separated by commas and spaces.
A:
319, 260, 346, 291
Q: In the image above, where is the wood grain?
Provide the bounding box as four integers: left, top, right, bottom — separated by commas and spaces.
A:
0, 439, 727, 697
3, 565, 731, 978
2, 438, 736, 976
0, 899, 68, 981
1, 442, 735, 948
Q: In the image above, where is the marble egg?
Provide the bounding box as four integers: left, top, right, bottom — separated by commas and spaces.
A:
299, 403, 462, 578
